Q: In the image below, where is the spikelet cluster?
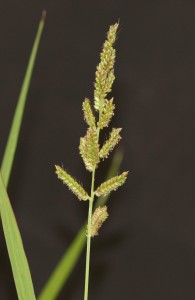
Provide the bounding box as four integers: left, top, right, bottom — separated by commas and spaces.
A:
79, 128, 100, 172
80, 23, 120, 174
94, 23, 118, 111
86, 206, 108, 237
95, 172, 128, 197
100, 128, 122, 159
83, 98, 96, 129
55, 165, 89, 201
98, 98, 115, 129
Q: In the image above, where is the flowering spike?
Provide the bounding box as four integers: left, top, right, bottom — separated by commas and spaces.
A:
55, 24, 128, 299
86, 206, 109, 237
95, 172, 128, 197
94, 23, 118, 111
99, 128, 122, 159
55, 165, 89, 201
79, 128, 100, 172
98, 98, 115, 129
82, 98, 96, 129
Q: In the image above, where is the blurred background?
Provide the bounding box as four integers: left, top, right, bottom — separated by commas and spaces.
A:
0, 0, 194, 299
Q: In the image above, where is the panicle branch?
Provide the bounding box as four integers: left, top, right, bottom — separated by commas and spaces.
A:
55, 165, 89, 201
98, 98, 115, 129
94, 23, 118, 112
86, 206, 108, 237
95, 172, 128, 197
79, 128, 100, 172
100, 128, 122, 159
82, 98, 96, 129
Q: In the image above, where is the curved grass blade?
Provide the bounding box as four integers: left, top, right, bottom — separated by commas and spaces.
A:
38, 149, 123, 300
0, 171, 36, 300
0, 11, 46, 300
38, 226, 86, 300
1, 10, 46, 187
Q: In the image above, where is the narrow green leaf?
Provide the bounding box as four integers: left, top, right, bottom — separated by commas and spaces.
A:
38, 149, 123, 300
1, 10, 46, 187
0, 11, 46, 300
38, 226, 86, 300
0, 172, 36, 300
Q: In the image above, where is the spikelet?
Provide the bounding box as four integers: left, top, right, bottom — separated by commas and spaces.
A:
95, 172, 128, 197
99, 128, 122, 159
103, 70, 115, 95
79, 128, 100, 172
107, 23, 118, 44
55, 165, 89, 201
86, 206, 108, 237
98, 98, 115, 129
94, 23, 118, 111
82, 98, 96, 129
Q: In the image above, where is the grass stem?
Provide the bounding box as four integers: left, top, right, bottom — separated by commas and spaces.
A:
84, 168, 95, 300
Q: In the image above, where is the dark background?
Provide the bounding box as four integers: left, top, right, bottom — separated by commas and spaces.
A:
0, 0, 194, 299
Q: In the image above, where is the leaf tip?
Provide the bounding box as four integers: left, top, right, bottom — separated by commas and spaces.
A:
41, 10, 47, 22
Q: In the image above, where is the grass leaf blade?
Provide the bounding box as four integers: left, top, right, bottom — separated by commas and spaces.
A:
0, 11, 46, 299
0, 171, 36, 300
1, 11, 46, 187
38, 226, 86, 300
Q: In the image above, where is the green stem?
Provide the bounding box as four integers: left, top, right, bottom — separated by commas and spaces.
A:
84, 106, 102, 300
84, 169, 95, 300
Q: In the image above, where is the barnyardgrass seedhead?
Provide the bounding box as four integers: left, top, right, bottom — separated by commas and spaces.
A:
55, 22, 128, 300
55, 22, 128, 240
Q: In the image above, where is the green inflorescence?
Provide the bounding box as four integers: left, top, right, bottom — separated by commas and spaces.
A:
55, 23, 128, 300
